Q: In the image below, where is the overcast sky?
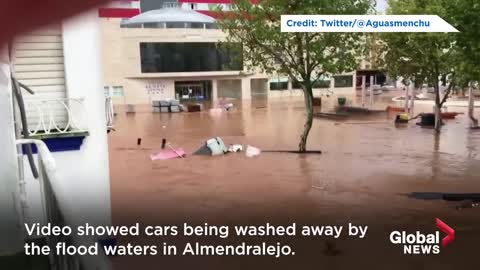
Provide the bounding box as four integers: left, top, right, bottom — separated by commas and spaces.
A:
140, 0, 168, 12
376, 0, 389, 12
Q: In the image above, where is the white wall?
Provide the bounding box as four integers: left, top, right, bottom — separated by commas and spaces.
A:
217, 79, 242, 99
24, 10, 112, 229
0, 51, 24, 255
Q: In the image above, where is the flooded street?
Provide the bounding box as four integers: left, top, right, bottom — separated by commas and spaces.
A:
108, 91, 480, 269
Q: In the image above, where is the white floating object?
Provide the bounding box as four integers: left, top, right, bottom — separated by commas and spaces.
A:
245, 145, 261, 158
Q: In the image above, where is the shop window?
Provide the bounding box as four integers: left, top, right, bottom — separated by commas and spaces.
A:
269, 82, 288, 91
334, 75, 353, 88
291, 80, 331, 89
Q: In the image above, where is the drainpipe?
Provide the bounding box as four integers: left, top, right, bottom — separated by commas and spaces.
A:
0, 49, 24, 256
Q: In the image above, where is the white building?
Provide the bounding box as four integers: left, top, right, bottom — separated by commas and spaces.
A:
99, 0, 356, 105
0, 9, 112, 268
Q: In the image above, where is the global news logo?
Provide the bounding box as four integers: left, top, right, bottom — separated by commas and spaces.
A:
389, 218, 455, 255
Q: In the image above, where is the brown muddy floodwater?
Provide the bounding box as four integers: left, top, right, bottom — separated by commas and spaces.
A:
108, 91, 479, 270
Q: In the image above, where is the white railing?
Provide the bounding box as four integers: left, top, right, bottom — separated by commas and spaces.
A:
24, 98, 88, 136
16, 139, 111, 270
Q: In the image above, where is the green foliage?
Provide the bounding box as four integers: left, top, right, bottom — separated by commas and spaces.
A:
382, 0, 457, 88
215, 0, 374, 84
214, 0, 375, 151
444, 0, 480, 85
382, 0, 480, 89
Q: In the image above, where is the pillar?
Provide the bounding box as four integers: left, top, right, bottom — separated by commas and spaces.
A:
61, 10, 112, 227
241, 77, 251, 100
212, 79, 218, 101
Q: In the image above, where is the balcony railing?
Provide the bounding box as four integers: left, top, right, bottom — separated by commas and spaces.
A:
16, 139, 111, 270
24, 98, 89, 138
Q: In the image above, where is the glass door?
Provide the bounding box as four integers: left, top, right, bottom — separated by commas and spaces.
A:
175, 82, 206, 101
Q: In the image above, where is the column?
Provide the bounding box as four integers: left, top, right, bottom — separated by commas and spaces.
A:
212, 79, 218, 101
241, 77, 251, 100
62, 10, 112, 227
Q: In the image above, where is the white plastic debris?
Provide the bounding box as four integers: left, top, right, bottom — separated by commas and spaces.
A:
228, 144, 243, 153
245, 145, 261, 158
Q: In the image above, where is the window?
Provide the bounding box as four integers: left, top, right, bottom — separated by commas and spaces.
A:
291, 80, 331, 89
144, 22, 163, 28
165, 22, 186, 28
313, 80, 331, 88
270, 82, 288, 91
112, 86, 124, 97
334, 75, 353, 88
105, 86, 124, 97
140, 42, 243, 73
187, 22, 205, 29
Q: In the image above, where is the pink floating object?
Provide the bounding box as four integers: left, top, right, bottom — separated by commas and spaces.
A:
150, 148, 185, 161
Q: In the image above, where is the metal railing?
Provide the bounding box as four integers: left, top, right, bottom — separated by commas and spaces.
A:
16, 139, 111, 270
24, 98, 88, 136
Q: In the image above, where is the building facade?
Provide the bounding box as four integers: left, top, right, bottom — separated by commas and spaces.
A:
99, 0, 356, 105
2, 9, 112, 254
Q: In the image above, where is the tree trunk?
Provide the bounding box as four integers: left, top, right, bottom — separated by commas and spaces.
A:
404, 83, 410, 112
361, 75, 366, 107
468, 85, 478, 128
299, 83, 314, 152
409, 84, 415, 118
434, 82, 442, 132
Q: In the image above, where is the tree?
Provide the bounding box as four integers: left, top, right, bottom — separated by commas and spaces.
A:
215, 0, 374, 152
445, 0, 480, 83
445, 0, 480, 126
381, 0, 457, 132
